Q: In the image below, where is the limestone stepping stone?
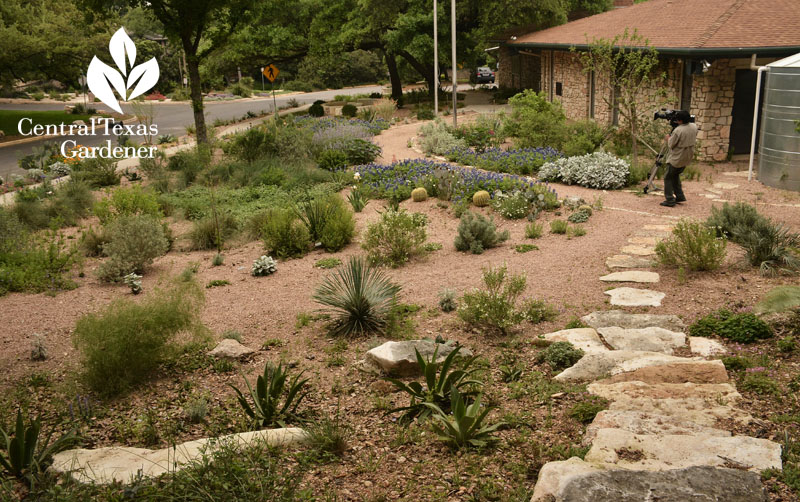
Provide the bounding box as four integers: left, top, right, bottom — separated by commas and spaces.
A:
605, 287, 665, 307
689, 336, 727, 357
597, 360, 728, 385
581, 310, 685, 332
643, 224, 673, 232
587, 381, 750, 427
634, 229, 671, 238
554, 351, 699, 382
627, 236, 660, 246
620, 245, 656, 256
599, 271, 660, 284
583, 410, 731, 445
532, 458, 768, 502
584, 428, 782, 472
51, 428, 307, 484
363, 340, 471, 376
712, 198, 729, 203
542, 328, 608, 353
596, 326, 684, 354
605, 255, 655, 269
706, 188, 723, 195
713, 182, 739, 190
208, 339, 256, 359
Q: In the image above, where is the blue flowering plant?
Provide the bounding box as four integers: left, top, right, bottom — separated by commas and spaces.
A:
445, 146, 561, 175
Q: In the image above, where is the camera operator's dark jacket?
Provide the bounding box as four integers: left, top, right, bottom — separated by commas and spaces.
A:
667, 123, 698, 168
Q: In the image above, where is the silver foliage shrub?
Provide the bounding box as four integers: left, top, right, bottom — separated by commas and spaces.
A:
539, 152, 629, 190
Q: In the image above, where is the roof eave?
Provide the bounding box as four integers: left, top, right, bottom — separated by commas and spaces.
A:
502, 42, 800, 58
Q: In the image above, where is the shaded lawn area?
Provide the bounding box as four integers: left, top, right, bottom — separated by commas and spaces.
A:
0, 110, 96, 139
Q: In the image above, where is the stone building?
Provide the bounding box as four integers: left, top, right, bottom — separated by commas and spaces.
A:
497, 0, 800, 160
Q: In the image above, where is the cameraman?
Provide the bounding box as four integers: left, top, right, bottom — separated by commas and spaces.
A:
661, 110, 697, 207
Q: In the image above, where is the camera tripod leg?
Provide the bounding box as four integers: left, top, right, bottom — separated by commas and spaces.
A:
643, 141, 669, 194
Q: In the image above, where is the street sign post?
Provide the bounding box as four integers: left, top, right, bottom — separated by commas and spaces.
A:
260, 67, 264, 91
262, 65, 280, 118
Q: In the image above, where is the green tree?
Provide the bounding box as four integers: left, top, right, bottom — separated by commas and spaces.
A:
575, 29, 665, 168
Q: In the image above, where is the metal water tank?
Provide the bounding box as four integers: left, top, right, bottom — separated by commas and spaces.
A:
759, 53, 800, 191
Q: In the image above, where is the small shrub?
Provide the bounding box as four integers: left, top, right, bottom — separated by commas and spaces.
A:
123, 272, 143, 294
567, 210, 590, 224
72, 280, 203, 396
305, 408, 352, 458
515, 244, 538, 253
418, 120, 467, 156
537, 341, 584, 372
190, 213, 238, 251
212, 253, 224, 266
567, 226, 586, 238
438, 288, 458, 312
93, 185, 162, 224
655, 219, 726, 272
312, 256, 401, 337
689, 309, 772, 344
308, 103, 325, 117
505, 90, 567, 149
492, 191, 531, 219
206, 279, 231, 288
341, 103, 358, 118
318, 204, 356, 253
362, 209, 428, 267
563, 120, 607, 157
416, 108, 435, 120
740, 370, 780, 395
184, 398, 208, 424
98, 215, 169, 281
522, 299, 557, 324
550, 220, 568, 234
525, 221, 543, 239
539, 152, 630, 190
72, 157, 121, 188
251, 255, 278, 276
454, 211, 509, 254
261, 209, 311, 259
569, 396, 609, 423
317, 149, 348, 171
721, 356, 752, 372
459, 265, 527, 336
315, 258, 342, 269
777, 336, 797, 353
564, 317, 588, 329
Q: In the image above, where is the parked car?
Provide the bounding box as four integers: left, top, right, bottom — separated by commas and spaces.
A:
475, 67, 495, 84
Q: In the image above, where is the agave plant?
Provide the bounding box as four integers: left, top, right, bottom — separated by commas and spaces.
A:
424, 389, 503, 449
387, 345, 482, 423
0, 410, 77, 481
230, 362, 309, 430
313, 256, 400, 337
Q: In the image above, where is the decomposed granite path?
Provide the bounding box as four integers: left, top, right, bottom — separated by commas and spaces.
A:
529, 218, 782, 501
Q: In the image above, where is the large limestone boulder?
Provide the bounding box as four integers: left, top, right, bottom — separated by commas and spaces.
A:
542, 328, 608, 353
581, 310, 684, 332
51, 428, 307, 484
583, 410, 730, 445
553, 351, 698, 382
596, 326, 685, 354
533, 462, 768, 502
208, 339, 256, 359
605, 287, 665, 307
584, 428, 782, 472
364, 340, 471, 376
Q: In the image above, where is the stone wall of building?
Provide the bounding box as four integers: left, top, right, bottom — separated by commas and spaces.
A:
496, 47, 541, 90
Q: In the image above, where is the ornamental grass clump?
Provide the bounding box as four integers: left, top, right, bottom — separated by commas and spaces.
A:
313, 256, 401, 337
454, 211, 509, 254
655, 219, 726, 272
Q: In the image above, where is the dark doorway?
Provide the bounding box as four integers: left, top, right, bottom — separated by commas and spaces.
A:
730, 69, 765, 155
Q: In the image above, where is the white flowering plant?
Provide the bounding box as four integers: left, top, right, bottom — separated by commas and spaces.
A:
539, 152, 630, 190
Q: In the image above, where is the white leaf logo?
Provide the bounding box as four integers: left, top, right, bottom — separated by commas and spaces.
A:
86, 27, 160, 114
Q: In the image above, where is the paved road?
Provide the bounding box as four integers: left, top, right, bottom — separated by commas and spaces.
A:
0, 85, 386, 178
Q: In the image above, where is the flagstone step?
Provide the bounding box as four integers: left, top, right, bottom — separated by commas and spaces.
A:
542, 328, 608, 353
599, 271, 660, 284
596, 326, 684, 354
689, 336, 727, 357
583, 410, 731, 445
554, 351, 701, 382
620, 245, 657, 256
605, 287, 665, 307
626, 236, 660, 246
597, 360, 728, 385
605, 255, 656, 269
581, 310, 684, 332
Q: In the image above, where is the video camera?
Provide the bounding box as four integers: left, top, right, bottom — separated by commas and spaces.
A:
653, 108, 696, 129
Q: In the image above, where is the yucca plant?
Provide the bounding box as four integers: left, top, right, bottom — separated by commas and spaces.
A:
313, 256, 401, 337
230, 362, 309, 429
424, 389, 503, 449
295, 195, 337, 242
0, 410, 77, 482
734, 220, 800, 276
387, 345, 481, 423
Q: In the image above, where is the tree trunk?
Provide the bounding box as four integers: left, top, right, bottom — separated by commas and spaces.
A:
181, 36, 207, 145
629, 102, 638, 169
385, 51, 403, 100
398, 50, 435, 95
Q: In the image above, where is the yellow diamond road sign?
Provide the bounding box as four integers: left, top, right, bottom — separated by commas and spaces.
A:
263, 64, 279, 82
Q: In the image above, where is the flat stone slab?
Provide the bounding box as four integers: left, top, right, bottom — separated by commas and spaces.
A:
642, 224, 673, 232
599, 271, 660, 284
51, 428, 307, 484
626, 236, 660, 246
364, 340, 471, 376
584, 410, 730, 445
554, 351, 698, 382
208, 339, 256, 359
713, 182, 739, 190
598, 360, 728, 385
542, 328, 608, 353
587, 381, 750, 427
620, 245, 656, 256
689, 336, 727, 357
596, 326, 684, 354
581, 310, 685, 332
605, 287, 665, 307
605, 255, 655, 269
584, 428, 782, 472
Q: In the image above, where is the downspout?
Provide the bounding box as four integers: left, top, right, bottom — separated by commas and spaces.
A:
749, 54, 768, 181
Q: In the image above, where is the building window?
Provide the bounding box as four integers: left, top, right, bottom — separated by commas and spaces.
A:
555, 82, 563, 97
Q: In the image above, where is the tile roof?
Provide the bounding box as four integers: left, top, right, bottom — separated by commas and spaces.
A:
509, 0, 800, 51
